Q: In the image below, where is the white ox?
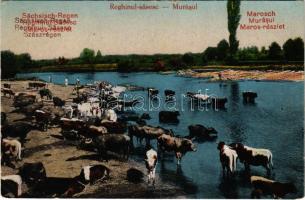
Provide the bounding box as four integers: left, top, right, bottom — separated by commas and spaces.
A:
77, 102, 101, 119
144, 148, 158, 186
245, 145, 273, 167
101, 109, 117, 122
230, 143, 273, 173
111, 86, 126, 98
2, 138, 22, 161
217, 142, 238, 177
63, 105, 74, 119
194, 94, 210, 101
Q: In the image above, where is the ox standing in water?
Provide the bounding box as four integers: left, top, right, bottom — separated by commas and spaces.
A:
229, 143, 273, 175
217, 142, 238, 178
250, 176, 297, 198
157, 134, 196, 165
145, 147, 158, 186
128, 125, 173, 147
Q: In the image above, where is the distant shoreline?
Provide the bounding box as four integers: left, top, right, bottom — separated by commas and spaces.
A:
13, 69, 304, 83
177, 69, 304, 82
20, 64, 304, 74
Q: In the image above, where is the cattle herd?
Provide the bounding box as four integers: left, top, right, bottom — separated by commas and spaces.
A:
1, 81, 298, 198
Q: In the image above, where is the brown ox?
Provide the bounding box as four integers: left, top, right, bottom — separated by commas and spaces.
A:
250, 176, 297, 198
60, 118, 86, 131
87, 125, 108, 138
157, 134, 196, 165
128, 125, 173, 146
79, 134, 130, 161
229, 143, 273, 175
100, 121, 127, 134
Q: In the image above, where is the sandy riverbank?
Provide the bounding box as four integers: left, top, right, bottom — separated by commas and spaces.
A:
177, 69, 304, 81
1, 80, 185, 198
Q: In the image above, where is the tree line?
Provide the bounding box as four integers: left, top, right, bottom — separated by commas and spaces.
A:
1, 36, 303, 78
203, 37, 304, 64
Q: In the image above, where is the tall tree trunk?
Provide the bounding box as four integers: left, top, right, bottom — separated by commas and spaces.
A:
227, 0, 241, 58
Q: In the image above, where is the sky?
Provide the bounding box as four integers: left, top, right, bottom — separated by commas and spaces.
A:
1, 1, 304, 59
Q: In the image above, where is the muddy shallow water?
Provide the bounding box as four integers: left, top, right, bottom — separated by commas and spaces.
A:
17, 72, 304, 198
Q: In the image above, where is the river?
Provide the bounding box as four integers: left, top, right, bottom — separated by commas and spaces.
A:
17, 72, 304, 198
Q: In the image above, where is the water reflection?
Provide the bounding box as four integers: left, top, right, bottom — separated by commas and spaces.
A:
159, 160, 198, 194
227, 81, 247, 143
230, 81, 240, 105
228, 123, 246, 143
218, 176, 239, 199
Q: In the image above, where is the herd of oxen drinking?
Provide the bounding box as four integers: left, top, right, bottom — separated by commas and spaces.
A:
1, 81, 297, 198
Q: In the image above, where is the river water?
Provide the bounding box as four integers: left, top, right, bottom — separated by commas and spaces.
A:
17, 72, 304, 198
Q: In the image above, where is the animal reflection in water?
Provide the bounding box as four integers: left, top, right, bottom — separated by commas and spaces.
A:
159, 160, 198, 194
218, 176, 239, 199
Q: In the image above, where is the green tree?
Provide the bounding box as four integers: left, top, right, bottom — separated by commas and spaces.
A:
201, 55, 208, 65
268, 42, 283, 60
16, 53, 32, 69
1, 50, 17, 78
80, 48, 95, 64
58, 56, 67, 65
169, 57, 185, 70
283, 39, 294, 61
293, 37, 304, 61
227, 0, 241, 58
283, 38, 304, 61
203, 47, 218, 61
96, 50, 102, 58
216, 39, 229, 60
236, 46, 259, 60
182, 53, 194, 65
95, 50, 103, 63
259, 47, 268, 60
